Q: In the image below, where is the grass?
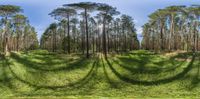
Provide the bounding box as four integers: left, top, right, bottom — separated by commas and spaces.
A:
0, 50, 200, 98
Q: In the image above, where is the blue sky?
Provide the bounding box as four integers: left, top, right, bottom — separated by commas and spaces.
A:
1, 0, 200, 41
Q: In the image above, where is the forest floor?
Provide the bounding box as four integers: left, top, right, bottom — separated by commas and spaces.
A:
0, 50, 200, 98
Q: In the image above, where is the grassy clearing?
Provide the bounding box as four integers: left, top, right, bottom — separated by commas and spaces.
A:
0, 50, 200, 98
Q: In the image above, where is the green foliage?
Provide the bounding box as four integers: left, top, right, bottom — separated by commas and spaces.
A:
64, 2, 98, 11
0, 5, 22, 17
49, 7, 77, 21
0, 50, 200, 98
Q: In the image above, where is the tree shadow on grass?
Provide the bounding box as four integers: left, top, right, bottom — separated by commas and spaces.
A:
26, 53, 80, 66
169, 52, 193, 59
188, 56, 200, 90
6, 56, 99, 90
124, 50, 157, 56
10, 52, 90, 72
101, 55, 119, 88
114, 52, 189, 75
0, 58, 10, 83
116, 56, 152, 73
11, 52, 65, 65
113, 54, 188, 74
0, 58, 17, 94
105, 55, 195, 85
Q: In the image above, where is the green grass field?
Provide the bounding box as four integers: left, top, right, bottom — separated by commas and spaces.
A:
0, 50, 200, 98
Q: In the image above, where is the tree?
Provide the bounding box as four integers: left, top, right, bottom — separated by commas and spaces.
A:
187, 5, 200, 52
121, 14, 137, 51
49, 23, 57, 52
64, 2, 98, 58
41, 2, 139, 55
88, 17, 97, 54
0, 5, 22, 55
142, 5, 200, 52
148, 9, 167, 51
97, 3, 120, 58
50, 7, 77, 54
165, 5, 185, 50
12, 14, 27, 51
70, 18, 79, 52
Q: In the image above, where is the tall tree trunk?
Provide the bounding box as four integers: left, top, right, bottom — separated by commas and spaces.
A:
73, 27, 76, 53
93, 35, 95, 54
169, 14, 174, 51
107, 24, 110, 52
98, 27, 101, 52
67, 15, 70, 54
102, 16, 107, 58
85, 9, 89, 58
193, 21, 197, 53
197, 33, 199, 51
64, 24, 67, 53
3, 17, 8, 56
17, 30, 20, 51
160, 21, 164, 50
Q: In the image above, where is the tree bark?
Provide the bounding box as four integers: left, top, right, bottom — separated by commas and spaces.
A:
67, 15, 70, 54
102, 16, 107, 58
85, 9, 89, 58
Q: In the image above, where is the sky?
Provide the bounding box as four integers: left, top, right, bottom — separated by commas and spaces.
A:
1, 0, 200, 41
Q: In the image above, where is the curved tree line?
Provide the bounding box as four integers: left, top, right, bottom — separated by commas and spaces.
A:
0, 5, 39, 55
40, 2, 139, 58
142, 5, 200, 52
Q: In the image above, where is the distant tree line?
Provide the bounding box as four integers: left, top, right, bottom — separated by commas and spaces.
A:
0, 5, 38, 55
142, 5, 200, 52
40, 2, 139, 58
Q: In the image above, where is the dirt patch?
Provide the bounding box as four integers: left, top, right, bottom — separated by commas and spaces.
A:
163, 50, 187, 57
175, 58, 192, 62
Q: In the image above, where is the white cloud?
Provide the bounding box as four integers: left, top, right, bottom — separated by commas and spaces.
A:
34, 25, 46, 40
136, 26, 143, 35
133, 20, 138, 24
135, 26, 143, 43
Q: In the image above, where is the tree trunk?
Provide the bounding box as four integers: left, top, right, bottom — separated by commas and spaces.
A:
67, 15, 70, 54
169, 14, 174, 51
160, 21, 164, 50
102, 16, 107, 58
3, 16, 8, 56
85, 9, 89, 58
